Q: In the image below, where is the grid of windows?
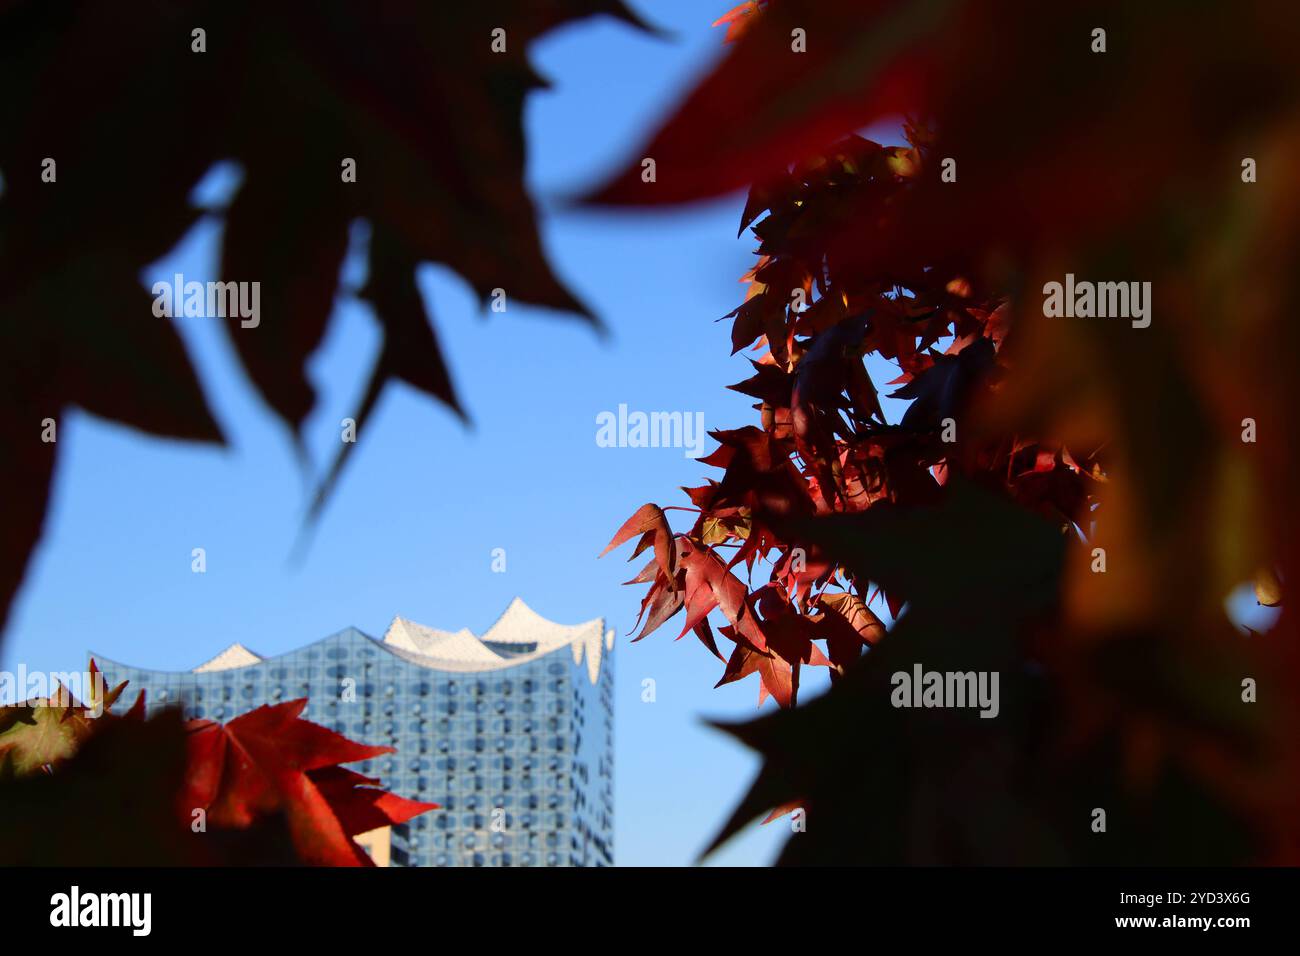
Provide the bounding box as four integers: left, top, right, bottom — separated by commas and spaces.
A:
96, 625, 614, 866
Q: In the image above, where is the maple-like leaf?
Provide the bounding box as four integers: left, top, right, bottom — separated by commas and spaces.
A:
0, 660, 132, 776
809, 590, 884, 677
888, 338, 995, 432
0, 0, 651, 641
716, 638, 793, 708
183, 699, 437, 867
713, 623, 831, 711
0, 702, 93, 777
600, 503, 678, 586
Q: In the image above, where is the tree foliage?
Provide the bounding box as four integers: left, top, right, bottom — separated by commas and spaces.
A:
0, 0, 648, 639
597, 0, 1300, 863
0, 661, 433, 865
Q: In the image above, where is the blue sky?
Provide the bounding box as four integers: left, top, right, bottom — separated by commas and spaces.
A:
3, 0, 1277, 868
2, 0, 884, 867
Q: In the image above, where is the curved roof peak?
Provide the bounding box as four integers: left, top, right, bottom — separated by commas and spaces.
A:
384, 599, 608, 681
384, 617, 504, 664
193, 642, 263, 673
482, 597, 598, 648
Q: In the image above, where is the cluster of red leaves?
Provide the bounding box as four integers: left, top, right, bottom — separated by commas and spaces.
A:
0, 662, 433, 865
596, 0, 1300, 864
603, 126, 1101, 708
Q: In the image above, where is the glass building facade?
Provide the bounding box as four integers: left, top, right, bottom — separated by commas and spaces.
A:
94, 599, 614, 867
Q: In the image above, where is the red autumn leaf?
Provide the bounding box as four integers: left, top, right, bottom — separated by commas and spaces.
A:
182, 700, 437, 867
630, 578, 686, 642
716, 638, 793, 708
810, 591, 885, 677
714, 602, 829, 708
305, 766, 435, 839
691, 618, 728, 663
601, 503, 678, 585
761, 798, 805, 825
679, 550, 724, 638
712, 1, 769, 44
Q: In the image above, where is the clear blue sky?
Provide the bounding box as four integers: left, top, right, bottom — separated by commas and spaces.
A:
3, 0, 1276, 867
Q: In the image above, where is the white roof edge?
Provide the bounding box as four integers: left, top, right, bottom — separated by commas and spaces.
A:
383, 598, 608, 682
140, 603, 608, 680
193, 642, 264, 673
481, 597, 604, 644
